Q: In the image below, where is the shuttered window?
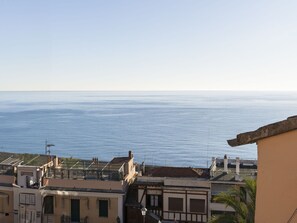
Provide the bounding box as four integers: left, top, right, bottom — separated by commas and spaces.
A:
168, 197, 183, 211
146, 195, 162, 208
190, 199, 205, 213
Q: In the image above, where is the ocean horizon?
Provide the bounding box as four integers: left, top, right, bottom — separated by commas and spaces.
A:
0, 91, 296, 167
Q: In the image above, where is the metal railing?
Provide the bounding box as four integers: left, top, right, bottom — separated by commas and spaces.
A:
60, 215, 88, 223
163, 211, 208, 223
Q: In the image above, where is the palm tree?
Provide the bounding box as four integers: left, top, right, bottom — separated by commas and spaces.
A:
209, 178, 256, 223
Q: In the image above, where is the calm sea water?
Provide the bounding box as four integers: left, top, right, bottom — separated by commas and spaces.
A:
0, 91, 296, 167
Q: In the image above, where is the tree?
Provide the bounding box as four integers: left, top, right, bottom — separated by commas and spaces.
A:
209, 178, 256, 223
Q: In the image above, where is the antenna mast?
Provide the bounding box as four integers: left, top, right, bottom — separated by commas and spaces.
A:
45, 140, 55, 155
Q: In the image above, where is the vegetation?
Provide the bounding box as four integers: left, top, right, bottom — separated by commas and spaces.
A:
209, 178, 256, 223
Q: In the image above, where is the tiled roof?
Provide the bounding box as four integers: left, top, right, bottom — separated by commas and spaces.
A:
145, 167, 209, 178
110, 157, 131, 164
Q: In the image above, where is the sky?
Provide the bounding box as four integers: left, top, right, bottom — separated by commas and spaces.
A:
0, 0, 297, 91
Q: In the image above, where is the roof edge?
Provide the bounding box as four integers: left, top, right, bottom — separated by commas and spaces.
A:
228, 116, 297, 147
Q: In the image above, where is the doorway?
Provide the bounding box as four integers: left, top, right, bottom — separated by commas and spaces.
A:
71, 199, 80, 222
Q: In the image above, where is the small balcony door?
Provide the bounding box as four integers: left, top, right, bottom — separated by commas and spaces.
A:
19, 206, 36, 223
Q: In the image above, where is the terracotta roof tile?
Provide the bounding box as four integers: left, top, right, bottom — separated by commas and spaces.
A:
146, 167, 209, 178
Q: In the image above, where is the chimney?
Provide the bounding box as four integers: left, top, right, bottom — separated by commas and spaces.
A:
224, 154, 228, 173
210, 157, 216, 177
128, 151, 133, 159
54, 156, 59, 167
142, 162, 145, 175
236, 157, 240, 175
211, 157, 216, 171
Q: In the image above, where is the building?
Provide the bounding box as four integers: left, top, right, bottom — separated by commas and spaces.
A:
0, 152, 17, 223
0, 152, 54, 223
228, 116, 297, 223
209, 155, 257, 217
0, 150, 136, 223
126, 165, 210, 223
41, 151, 136, 223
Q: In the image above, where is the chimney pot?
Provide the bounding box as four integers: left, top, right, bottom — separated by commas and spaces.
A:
236, 157, 240, 175
224, 154, 228, 173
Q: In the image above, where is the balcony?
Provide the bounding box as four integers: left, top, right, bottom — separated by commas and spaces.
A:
60, 215, 88, 223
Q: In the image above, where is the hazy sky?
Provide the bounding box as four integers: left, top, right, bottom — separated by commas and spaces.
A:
0, 0, 296, 91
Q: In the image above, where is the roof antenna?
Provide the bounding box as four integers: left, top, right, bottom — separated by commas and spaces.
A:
206, 127, 210, 168
45, 140, 55, 155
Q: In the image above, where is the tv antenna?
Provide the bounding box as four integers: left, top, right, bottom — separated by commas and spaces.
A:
45, 140, 55, 155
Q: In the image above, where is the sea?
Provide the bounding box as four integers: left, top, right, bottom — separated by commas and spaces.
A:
0, 91, 296, 167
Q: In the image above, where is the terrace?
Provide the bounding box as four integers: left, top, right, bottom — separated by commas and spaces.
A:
0, 152, 52, 175
46, 157, 126, 181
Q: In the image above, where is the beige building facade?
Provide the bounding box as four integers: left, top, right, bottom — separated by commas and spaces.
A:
0, 185, 14, 223
0, 150, 136, 223
42, 151, 136, 223
228, 116, 297, 223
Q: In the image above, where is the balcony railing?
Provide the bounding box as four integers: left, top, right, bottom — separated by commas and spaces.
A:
147, 207, 163, 218
46, 168, 124, 181
163, 211, 207, 223
60, 215, 88, 223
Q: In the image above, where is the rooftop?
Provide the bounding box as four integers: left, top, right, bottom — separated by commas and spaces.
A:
0, 152, 51, 166
0, 152, 52, 175
143, 166, 209, 178
210, 157, 257, 182
46, 153, 132, 181
228, 116, 297, 147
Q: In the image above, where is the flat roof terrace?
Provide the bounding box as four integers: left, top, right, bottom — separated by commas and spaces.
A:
0, 151, 52, 175
46, 156, 128, 181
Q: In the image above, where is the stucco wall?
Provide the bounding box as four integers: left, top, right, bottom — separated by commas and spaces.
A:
41, 190, 124, 223
52, 195, 120, 223
0, 175, 15, 184
0, 187, 13, 223
256, 130, 297, 223
43, 178, 125, 191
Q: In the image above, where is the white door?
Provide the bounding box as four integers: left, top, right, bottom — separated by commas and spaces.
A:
19, 206, 36, 223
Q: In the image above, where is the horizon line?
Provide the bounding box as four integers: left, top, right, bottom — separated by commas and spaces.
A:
0, 89, 297, 92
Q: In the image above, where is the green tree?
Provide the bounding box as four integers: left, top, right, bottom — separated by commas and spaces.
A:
209, 178, 256, 223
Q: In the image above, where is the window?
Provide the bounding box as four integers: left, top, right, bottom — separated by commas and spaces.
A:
146, 195, 162, 208
168, 197, 183, 211
190, 199, 205, 213
44, 196, 54, 214
20, 193, 35, 205
99, 200, 108, 217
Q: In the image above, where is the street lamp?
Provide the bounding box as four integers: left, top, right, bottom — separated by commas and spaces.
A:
141, 207, 147, 223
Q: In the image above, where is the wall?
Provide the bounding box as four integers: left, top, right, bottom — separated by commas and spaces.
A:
43, 178, 126, 191
17, 166, 38, 188
255, 130, 297, 223
125, 159, 136, 183
13, 187, 43, 223
42, 190, 124, 223
163, 189, 208, 222
0, 187, 13, 223
137, 178, 210, 223
0, 175, 15, 184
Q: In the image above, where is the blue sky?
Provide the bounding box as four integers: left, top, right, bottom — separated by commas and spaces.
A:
0, 0, 296, 91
